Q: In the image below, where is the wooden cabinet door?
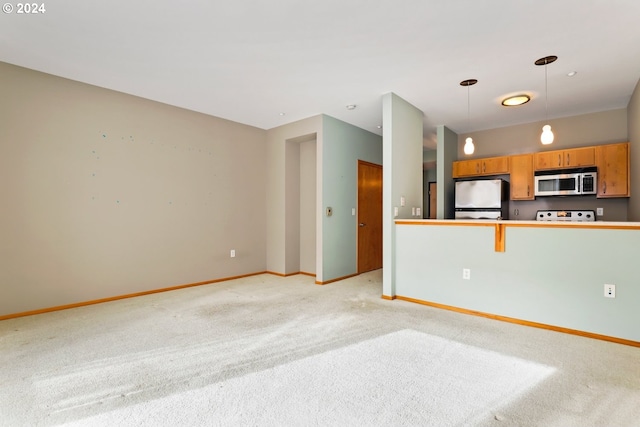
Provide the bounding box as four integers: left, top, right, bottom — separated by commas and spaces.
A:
596, 142, 629, 197
482, 156, 510, 175
564, 147, 595, 168
452, 159, 481, 178
536, 147, 595, 170
453, 157, 509, 178
510, 154, 534, 200
534, 150, 564, 170
358, 161, 383, 272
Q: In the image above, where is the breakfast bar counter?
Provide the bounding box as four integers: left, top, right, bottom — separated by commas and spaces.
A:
391, 219, 640, 345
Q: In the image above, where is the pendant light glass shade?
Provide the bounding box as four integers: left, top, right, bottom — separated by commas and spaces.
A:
464, 137, 475, 154
541, 124, 554, 145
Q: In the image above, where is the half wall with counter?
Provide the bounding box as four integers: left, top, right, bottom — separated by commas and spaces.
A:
393, 219, 640, 346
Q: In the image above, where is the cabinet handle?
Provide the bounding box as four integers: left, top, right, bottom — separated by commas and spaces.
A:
603, 181, 607, 194
567, 153, 570, 165
483, 162, 486, 173
558, 154, 561, 166
527, 185, 530, 197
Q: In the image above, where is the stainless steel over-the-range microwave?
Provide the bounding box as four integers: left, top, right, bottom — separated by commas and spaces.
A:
534, 168, 597, 197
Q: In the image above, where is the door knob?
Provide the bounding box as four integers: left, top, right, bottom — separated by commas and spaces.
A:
359, 223, 366, 227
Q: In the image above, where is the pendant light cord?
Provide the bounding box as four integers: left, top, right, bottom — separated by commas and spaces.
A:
545, 59, 549, 122
467, 84, 471, 132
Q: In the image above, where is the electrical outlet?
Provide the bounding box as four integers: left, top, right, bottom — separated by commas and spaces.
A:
597, 207, 604, 216
230, 249, 236, 258
416, 207, 421, 217
604, 284, 615, 298
412, 207, 416, 216
463, 268, 471, 280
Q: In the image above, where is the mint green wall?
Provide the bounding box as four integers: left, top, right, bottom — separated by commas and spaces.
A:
628, 79, 640, 221
436, 126, 457, 219
395, 224, 640, 342
321, 115, 382, 282
382, 93, 423, 297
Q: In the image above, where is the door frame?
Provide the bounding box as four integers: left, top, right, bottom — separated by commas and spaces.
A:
428, 181, 437, 219
357, 160, 383, 274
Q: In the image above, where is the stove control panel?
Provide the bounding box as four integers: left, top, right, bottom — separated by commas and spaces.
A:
536, 210, 596, 222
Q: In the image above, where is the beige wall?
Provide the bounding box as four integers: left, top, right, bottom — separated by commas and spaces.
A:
299, 139, 317, 274
0, 62, 267, 316
458, 109, 627, 158
628, 79, 640, 221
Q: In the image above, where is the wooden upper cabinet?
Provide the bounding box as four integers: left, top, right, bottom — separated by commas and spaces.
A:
534, 147, 595, 170
565, 147, 595, 168
453, 159, 481, 178
482, 156, 510, 175
510, 154, 534, 200
596, 142, 630, 198
452, 156, 509, 178
534, 150, 563, 170
452, 142, 629, 199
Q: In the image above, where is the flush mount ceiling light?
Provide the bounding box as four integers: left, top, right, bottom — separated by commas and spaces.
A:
460, 79, 477, 155
567, 71, 577, 77
501, 94, 531, 107
535, 55, 557, 145
346, 104, 357, 110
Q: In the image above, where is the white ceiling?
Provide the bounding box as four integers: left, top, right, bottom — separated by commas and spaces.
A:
2, 1, 640, 149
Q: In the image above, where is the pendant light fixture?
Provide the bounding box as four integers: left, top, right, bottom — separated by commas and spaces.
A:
460, 78, 477, 155
535, 55, 557, 145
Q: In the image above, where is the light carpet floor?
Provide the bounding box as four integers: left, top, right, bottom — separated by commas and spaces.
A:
1, 270, 639, 426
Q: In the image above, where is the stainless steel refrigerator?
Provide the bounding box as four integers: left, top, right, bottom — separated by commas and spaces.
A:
454, 179, 509, 220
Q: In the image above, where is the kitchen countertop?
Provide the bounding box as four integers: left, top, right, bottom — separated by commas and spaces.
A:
395, 219, 640, 229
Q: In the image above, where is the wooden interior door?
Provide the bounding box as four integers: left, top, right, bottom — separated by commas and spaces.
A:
428, 182, 437, 219
357, 161, 383, 273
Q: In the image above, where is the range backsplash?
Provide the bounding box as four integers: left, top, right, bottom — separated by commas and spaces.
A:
510, 196, 628, 221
